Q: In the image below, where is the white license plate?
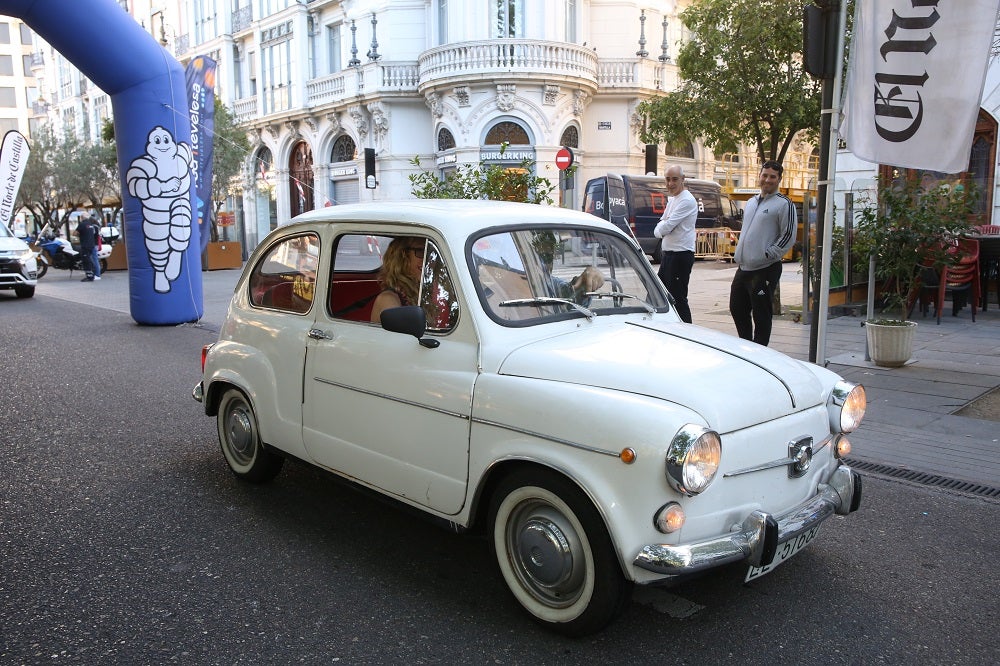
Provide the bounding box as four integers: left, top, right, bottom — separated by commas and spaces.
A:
745, 525, 821, 582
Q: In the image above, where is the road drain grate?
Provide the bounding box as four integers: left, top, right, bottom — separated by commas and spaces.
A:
845, 458, 1000, 499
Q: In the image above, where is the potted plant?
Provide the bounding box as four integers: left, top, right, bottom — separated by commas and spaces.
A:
853, 174, 977, 366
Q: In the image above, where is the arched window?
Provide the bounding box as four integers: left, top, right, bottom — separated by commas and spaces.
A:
560, 126, 579, 148
289, 141, 314, 217
486, 120, 530, 146
256, 146, 272, 180
331, 134, 356, 163
664, 139, 694, 159
808, 147, 820, 172
437, 127, 456, 151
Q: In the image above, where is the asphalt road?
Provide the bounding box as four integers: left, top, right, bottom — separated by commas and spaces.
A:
2, 292, 998, 665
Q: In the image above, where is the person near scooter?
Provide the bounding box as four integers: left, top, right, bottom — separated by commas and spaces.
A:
76, 215, 102, 282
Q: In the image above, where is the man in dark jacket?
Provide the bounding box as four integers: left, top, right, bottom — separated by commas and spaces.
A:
76, 215, 102, 282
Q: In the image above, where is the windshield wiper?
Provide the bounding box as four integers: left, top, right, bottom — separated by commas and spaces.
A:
498, 297, 596, 321
585, 291, 657, 315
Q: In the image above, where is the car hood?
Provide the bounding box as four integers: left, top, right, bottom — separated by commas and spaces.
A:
497, 321, 824, 432
0, 236, 29, 253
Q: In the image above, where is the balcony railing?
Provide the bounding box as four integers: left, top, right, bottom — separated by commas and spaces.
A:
306, 62, 419, 107
233, 96, 258, 123
232, 5, 253, 34
418, 39, 599, 88
597, 58, 667, 90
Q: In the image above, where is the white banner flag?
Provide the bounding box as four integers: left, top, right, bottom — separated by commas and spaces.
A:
0, 130, 29, 229
843, 0, 1000, 174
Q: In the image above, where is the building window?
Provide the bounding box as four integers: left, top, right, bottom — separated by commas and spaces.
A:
438, 0, 448, 45
332, 134, 356, 163
255, 146, 273, 185
18, 22, 31, 46
437, 128, 456, 151
0, 55, 13, 77
485, 120, 529, 145
560, 125, 579, 148
326, 24, 342, 73
248, 50, 257, 96
0, 24, 9, 45
262, 37, 292, 114
289, 141, 314, 217
495, 0, 524, 38
566, 0, 577, 43
194, 0, 220, 44
22, 54, 32, 77
0, 87, 16, 108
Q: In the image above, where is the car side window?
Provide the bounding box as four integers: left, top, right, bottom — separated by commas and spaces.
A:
327, 234, 459, 333
248, 232, 319, 314
421, 241, 459, 333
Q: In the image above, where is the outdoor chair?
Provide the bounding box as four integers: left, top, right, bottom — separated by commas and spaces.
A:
919, 239, 981, 324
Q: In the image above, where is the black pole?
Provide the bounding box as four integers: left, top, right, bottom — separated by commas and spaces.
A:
804, 1, 839, 363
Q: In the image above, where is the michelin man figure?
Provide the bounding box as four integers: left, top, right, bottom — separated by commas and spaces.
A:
126, 126, 194, 293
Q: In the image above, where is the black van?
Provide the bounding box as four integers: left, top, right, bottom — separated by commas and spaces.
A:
583, 174, 742, 262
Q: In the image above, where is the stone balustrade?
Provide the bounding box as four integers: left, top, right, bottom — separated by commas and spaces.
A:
418, 39, 599, 89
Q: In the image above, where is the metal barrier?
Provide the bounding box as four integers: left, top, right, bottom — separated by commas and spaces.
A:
695, 228, 739, 260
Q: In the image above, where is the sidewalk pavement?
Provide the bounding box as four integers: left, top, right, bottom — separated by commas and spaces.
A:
35, 260, 1000, 496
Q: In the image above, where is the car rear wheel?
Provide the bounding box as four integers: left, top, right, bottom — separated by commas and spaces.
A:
489, 469, 632, 636
217, 388, 283, 483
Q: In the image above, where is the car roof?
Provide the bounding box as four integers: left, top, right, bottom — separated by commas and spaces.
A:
286, 200, 622, 238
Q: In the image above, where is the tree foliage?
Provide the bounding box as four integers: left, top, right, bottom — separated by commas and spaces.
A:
639, 0, 822, 164
207, 98, 251, 242
16, 125, 111, 236
409, 144, 561, 204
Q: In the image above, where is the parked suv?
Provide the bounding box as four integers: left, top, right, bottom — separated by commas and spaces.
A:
0, 223, 37, 298
583, 174, 742, 262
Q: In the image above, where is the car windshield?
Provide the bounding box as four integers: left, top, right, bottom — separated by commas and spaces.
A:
470, 226, 669, 325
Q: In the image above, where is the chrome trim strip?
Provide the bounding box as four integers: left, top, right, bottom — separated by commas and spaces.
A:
723, 434, 832, 477
312, 377, 471, 420
471, 417, 621, 458
634, 465, 856, 576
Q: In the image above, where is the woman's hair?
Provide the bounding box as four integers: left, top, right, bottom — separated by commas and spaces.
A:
378, 237, 423, 304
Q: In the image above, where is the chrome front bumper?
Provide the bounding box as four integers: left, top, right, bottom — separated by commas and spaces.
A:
634, 464, 861, 576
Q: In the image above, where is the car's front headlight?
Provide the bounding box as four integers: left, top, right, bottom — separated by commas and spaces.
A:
665, 424, 721, 496
829, 381, 866, 433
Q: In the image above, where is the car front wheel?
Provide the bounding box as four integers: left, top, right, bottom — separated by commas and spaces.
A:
217, 388, 283, 483
489, 469, 632, 636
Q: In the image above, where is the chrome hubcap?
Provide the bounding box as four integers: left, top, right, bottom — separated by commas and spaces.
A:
510, 506, 584, 606
226, 407, 254, 463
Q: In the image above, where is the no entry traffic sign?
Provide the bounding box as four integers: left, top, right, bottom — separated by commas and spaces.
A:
555, 147, 574, 170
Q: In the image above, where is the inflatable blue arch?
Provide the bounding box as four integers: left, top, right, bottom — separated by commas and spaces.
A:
2, 0, 203, 324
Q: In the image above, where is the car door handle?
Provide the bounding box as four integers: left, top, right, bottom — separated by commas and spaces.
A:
307, 328, 333, 340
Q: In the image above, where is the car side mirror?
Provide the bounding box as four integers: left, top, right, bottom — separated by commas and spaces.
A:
380, 305, 440, 348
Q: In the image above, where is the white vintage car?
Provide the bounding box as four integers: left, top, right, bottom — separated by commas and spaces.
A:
193, 200, 865, 636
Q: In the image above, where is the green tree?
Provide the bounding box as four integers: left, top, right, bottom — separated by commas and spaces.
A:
639, 0, 822, 163
79, 119, 120, 218
409, 144, 561, 204
17, 125, 96, 236
209, 98, 251, 241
